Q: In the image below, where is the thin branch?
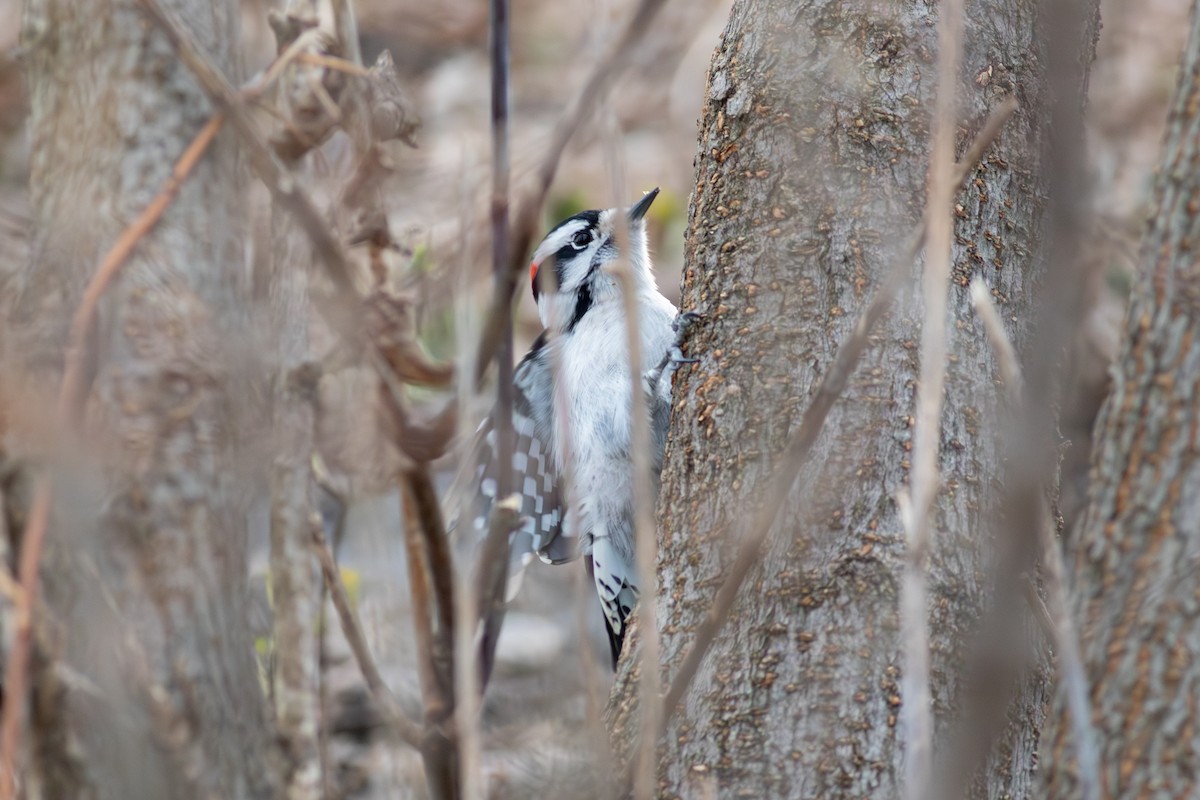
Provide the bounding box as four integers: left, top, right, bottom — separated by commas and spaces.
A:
63, 112, 225, 424
401, 466, 461, 797
0, 113, 223, 800
659, 97, 1017, 727
472, 0, 670, 386
969, 277, 1099, 800
452, 560, 484, 800
450, 162, 486, 800
311, 522, 424, 750
899, 0, 962, 795
473, 0, 516, 698
296, 51, 372, 77
489, 0, 512, 484
601, 125, 662, 799
968, 280, 1023, 394
403, 467, 457, 669
400, 477, 460, 800
473, 498, 520, 692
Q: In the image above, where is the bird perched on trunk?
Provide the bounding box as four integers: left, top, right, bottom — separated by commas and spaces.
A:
474, 188, 696, 670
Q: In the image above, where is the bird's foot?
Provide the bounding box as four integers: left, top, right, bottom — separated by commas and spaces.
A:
646, 311, 702, 393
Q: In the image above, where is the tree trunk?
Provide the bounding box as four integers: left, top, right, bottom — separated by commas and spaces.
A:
5, 1, 276, 797
1040, 6, 1200, 796
610, 0, 1093, 796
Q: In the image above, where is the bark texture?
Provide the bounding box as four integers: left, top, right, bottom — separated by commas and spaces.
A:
6, 1, 276, 797
1040, 8, 1200, 796
612, 0, 1088, 796
270, 183, 322, 800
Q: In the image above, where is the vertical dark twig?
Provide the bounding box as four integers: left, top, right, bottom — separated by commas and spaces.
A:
404, 468, 457, 669
401, 465, 460, 799
475, 0, 514, 693
400, 480, 458, 800
489, 0, 513, 492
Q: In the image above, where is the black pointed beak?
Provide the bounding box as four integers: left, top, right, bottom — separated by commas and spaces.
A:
628, 187, 660, 222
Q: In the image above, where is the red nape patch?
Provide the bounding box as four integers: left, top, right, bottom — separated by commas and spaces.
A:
530, 261, 539, 285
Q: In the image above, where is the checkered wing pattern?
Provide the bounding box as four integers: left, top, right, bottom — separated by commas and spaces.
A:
474, 334, 576, 566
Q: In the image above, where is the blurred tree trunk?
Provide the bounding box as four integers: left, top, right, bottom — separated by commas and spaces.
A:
1039, 8, 1200, 797
609, 0, 1095, 797
4, 0, 276, 797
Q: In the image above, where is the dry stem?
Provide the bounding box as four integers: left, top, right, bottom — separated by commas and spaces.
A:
473, 0, 517, 698
969, 277, 1098, 800
899, 0, 962, 795
601, 123, 663, 800
400, 477, 460, 800
311, 523, 424, 749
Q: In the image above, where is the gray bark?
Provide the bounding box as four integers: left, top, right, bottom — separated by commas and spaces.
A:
6, 1, 276, 797
269, 182, 322, 800
266, 6, 324, 798
1040, 6, 1200, 796
610, 0, 1092, 796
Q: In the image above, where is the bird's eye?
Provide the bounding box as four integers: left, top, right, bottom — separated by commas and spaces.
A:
571, 231, 592, 249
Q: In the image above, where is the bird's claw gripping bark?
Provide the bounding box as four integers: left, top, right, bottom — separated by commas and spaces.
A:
646, 311, 703, 394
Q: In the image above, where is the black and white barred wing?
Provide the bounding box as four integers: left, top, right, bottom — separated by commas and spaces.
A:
473, 334, 578, 569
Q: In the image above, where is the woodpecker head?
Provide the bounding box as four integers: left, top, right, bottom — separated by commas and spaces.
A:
529, 188, 659, 331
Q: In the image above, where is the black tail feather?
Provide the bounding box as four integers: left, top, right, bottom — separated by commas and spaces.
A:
587, 556, 624, 669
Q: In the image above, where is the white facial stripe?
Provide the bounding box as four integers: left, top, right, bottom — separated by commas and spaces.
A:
598, 208, 617, 236
532, 219, 590, 266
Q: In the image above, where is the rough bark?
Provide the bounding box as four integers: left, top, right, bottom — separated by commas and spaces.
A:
266, 6, 324, 799
609, 0, 1092, 796
5, 0, 276, 797
1039, 7, 1200, 796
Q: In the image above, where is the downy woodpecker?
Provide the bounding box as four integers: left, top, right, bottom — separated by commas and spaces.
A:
475, 188, 695, 668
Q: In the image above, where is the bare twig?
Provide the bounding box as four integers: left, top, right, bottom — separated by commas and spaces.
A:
899, 0, 962, 795
400, 477, 459, 800
0, 113, 223, 799
473, 0, 517, 697
472, 0, 670, 386
311, 523, 424, 749
329, 0, 363, 66
401, 467, 461, 797
296, 51, 371, 76
452, 562, 484, 800
601, 124, 662, 799
403, 468, 457, 668
450, 163, 486, 799
451, 546, 484, 800
473, 498, 522, 690
660, 97, 1017, 727
969, 277, 1098, 800
969, 280, 1023, 394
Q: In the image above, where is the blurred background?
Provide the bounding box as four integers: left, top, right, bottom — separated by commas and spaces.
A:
0, 0, 1189, 794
